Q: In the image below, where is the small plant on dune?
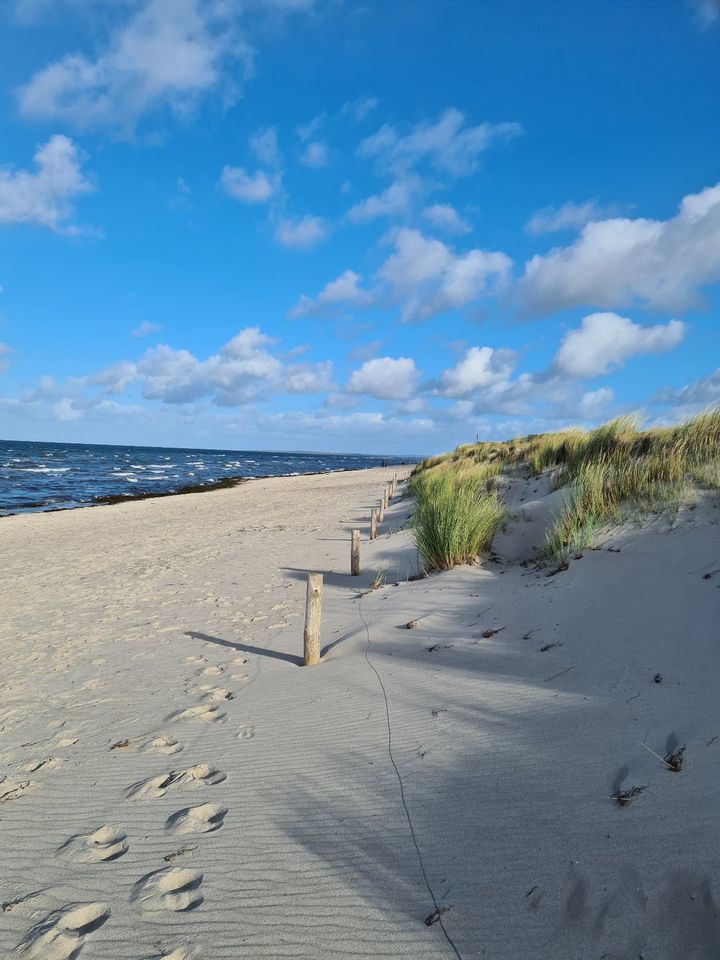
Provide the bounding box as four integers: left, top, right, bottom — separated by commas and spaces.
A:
410, 462, 504, 571
370, 563, 391, 590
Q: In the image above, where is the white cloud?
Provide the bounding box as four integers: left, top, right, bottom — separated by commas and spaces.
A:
297, 113, 325, 141
515, 181, 720, 315
359, 108, 522, 177
220, 165, 279, 204
346, 177, 420, 223
300, 141, 329, 168
250, 127, 281, 168
275, 215, 328, 250
525, 200, 625, 235
578, 387, 614, 418
552, 313, 685, 379
346, 356, 420, 400
652, 368, 720, 408
134, 327, 333, 405
422, 203, 471, 234
379, 228, 512, 322
342, 96, 379, 122
131, 319, 161, 337
291, 228, 511, 322
284, 361, 334, 394
290, 269, 369, 317
0, 135, 92, 232
17, 0, 251, 133
435, 346, 516, 398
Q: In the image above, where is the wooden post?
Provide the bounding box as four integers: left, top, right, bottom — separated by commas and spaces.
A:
378, 497, 385, 523
370, 508, 377, 540
351, 529, 360, 576
303, 573, 323, 666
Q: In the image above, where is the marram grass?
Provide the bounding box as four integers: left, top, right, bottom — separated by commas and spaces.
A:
410, 461, 503, 571
412, 408, 720, 569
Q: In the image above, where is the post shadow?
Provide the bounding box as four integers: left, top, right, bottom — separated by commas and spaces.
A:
185, 630, 303, 667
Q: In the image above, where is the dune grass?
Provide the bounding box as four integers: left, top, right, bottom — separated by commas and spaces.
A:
410, 460, 503, 571
413, 408, 720, 569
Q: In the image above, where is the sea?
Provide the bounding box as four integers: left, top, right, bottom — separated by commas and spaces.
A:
0, 439, 414, 516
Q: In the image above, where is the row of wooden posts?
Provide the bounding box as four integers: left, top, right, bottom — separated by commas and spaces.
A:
303, 472, 401, 666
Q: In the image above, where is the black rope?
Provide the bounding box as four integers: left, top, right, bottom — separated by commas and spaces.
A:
358, 594, 463, 960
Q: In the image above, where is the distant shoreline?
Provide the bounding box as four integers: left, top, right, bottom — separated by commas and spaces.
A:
1, 462, 417, 518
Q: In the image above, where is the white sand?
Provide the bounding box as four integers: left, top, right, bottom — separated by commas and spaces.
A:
2, 467, 720, 959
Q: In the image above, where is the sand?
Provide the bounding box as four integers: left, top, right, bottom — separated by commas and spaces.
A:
1, 466, 720, 959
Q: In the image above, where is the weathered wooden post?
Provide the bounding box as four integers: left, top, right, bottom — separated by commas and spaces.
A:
370, 508, 377, 540
378, 497, 385, 523
351, 529, 360, 576
303, 573, 323, 666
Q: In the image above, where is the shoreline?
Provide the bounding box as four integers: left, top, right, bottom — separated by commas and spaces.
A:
0, 461, 417, 518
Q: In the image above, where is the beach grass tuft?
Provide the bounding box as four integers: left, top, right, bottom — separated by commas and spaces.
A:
412, 408, 720, 568
410, 460, 504, 571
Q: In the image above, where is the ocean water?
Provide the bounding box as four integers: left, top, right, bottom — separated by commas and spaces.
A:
0, 439, 413, 515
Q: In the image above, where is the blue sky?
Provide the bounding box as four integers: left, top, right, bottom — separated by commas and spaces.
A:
1, 0, 719, 455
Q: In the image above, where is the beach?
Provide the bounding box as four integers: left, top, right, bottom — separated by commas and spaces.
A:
2, 465, 720, 959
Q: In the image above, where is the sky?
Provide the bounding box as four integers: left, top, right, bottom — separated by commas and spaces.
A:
0, 0, 719, 456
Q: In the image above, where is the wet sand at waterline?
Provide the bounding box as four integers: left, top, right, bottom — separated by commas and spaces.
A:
1, 466, 719, 959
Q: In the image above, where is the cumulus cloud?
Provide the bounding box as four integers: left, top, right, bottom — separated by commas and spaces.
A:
290, 269, 369, 317
422, 203, 471, 234
220, 165, 279, 204
379, 228, 512, 322
346, 177, 420, 223
358, 108, 522, 178
525, 200, 626, 235
515, 182, 720, 315
346, 356, 420, 400
0, 134, 92, 232
433, 346, 516, 398
552, 313, 685, 378
291, 228, 511, 321
275, 215, 328, 250
30, 326, 334, 410
17, 0, 251, 133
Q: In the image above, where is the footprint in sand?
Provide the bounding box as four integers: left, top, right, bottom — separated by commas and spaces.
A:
196, 664, 225, 677
131, 867, 204, 913
236, 725, 255, 740
126, 765, 226, 800
58, 826, 129, 863
110, 735, 184, 755
167, 704, 226, 724
0, 777, 30, 802
165, 803, 227, 835
22, 757, 61, 774
14, 901, 110, 958
56, 737, 79, 748
198, 686, 234, 702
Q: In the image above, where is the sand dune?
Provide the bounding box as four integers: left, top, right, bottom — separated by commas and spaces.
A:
2, 467, 719, 958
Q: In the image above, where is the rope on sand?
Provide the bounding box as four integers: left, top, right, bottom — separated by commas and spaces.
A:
358, 594, 464, 960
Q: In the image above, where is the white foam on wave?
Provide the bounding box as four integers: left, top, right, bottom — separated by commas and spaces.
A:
19, 466, 71, 473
